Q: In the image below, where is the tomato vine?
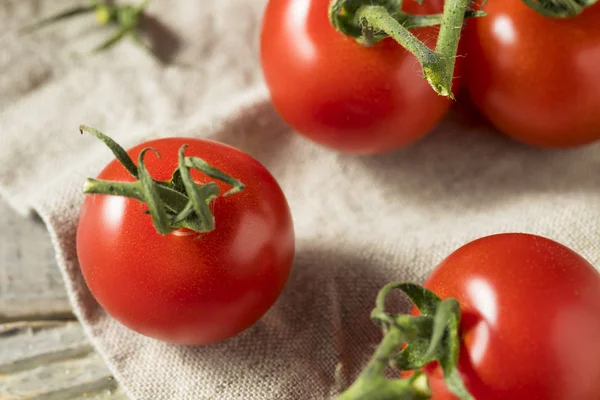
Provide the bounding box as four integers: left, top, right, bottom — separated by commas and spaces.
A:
334, 283, 472, 400
21, 0, 152, 54
329, 0, 485, 98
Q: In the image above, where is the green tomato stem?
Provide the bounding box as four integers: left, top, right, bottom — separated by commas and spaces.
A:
520, 0, 597, 17
397, 10, 485, 30
334, 323, 432, 400
19, 6, 95, 33
84, 178, 144, 202
432, 0, 472, 95
353, 0, 471, 98
354, 6, 441, 81
80, 126, 245, 235
334, 282, 475, 400
19, 0, 153, 54
329, 0, 485, 98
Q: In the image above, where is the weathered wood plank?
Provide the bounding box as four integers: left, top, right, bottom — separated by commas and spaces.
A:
0, 321, 92, 374
0, 199, 73, 321
70, 387, 129, 400
0, 321, 126, 400
0, 353, 117, 400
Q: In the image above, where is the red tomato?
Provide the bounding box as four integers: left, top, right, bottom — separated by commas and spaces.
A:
419, 233, 600, 399
464, 1, 600, 148
260, 0, 458, 154
76, 138, 295, 345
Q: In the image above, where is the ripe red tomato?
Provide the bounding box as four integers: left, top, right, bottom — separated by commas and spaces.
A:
76, 138, 295, 345
464, 1, 600, 148
260, 0, 458, 154
419, 233, 600, 399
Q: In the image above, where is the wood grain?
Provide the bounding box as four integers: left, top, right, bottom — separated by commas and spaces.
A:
0, 321, 125, 400
0, 199, 126, 399
0, 200, 72, 322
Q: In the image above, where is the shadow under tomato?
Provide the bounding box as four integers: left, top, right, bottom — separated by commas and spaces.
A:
203, 100, 298, 177
170, 239, 416, 398
348, 107, 600, 213
450, 88, 494, 130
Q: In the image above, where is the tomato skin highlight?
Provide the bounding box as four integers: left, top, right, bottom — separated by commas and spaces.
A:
464, 0, 600, 148
260, 0, 458, 154
418, 233, 600, 399
76, 138, 295, 345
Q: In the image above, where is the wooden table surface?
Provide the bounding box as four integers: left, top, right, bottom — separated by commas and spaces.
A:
0, 198, 127, 400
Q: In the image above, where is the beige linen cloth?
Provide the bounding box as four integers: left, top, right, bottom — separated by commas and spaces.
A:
1, 1, 600, 399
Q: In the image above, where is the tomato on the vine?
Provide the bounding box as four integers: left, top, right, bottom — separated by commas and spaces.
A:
76, 135, 295, 345
464, 0, 600, 148
418, 233, 600, 399
260, 0, 459, 154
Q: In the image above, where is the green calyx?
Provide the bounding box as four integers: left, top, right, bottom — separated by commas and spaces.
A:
333, 282, 474, 400
329, 0, 485, 43
80, 125, 245, 235
20, 0, 152, 54
328, 0, 486, 98
521, 0, 597, 17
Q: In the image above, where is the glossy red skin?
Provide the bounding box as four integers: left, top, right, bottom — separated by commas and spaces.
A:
465, 1, 600, 148
76, 138, 295, 345
260, 0, 458, 154
418, 233, 600, 399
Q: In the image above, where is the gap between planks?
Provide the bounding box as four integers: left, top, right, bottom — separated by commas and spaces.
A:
0, 320, 126, 400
